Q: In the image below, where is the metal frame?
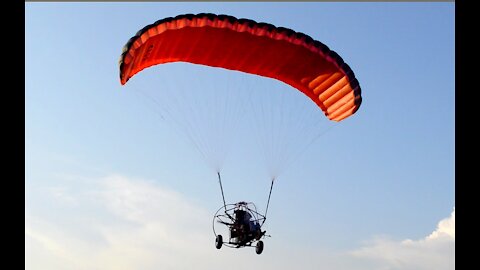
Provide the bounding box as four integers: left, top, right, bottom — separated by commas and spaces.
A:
213, 201, 268, 249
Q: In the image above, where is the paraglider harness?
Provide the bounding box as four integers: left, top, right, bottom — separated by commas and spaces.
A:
213, 172, 274, 254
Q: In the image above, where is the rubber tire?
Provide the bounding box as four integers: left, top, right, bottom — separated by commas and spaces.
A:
255, 240, 264, 254
215, 235, 223, 249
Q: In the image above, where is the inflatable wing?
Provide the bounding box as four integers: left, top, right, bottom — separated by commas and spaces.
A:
119, 13, 362, 121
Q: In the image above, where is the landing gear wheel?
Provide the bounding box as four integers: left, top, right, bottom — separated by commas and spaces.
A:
215, 235, 223, 249
255, 240, 264, 254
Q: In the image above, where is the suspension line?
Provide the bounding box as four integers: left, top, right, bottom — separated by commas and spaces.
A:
217, 172, 227, 212
262, 177, 275, 226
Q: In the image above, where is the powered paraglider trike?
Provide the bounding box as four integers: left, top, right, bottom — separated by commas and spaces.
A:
213, 201, 268, 254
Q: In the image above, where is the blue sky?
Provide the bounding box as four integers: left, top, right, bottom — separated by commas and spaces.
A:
25, 2, 454, 270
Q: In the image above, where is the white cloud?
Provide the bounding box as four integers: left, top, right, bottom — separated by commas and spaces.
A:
25, 173, 455, 270
427, 207, 455, 240
25, 174, 291, 270
26, 174, 217, 270
350, 208, 455, 270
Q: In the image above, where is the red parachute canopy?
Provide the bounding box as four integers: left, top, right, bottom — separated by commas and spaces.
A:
119, 13, 362, 121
